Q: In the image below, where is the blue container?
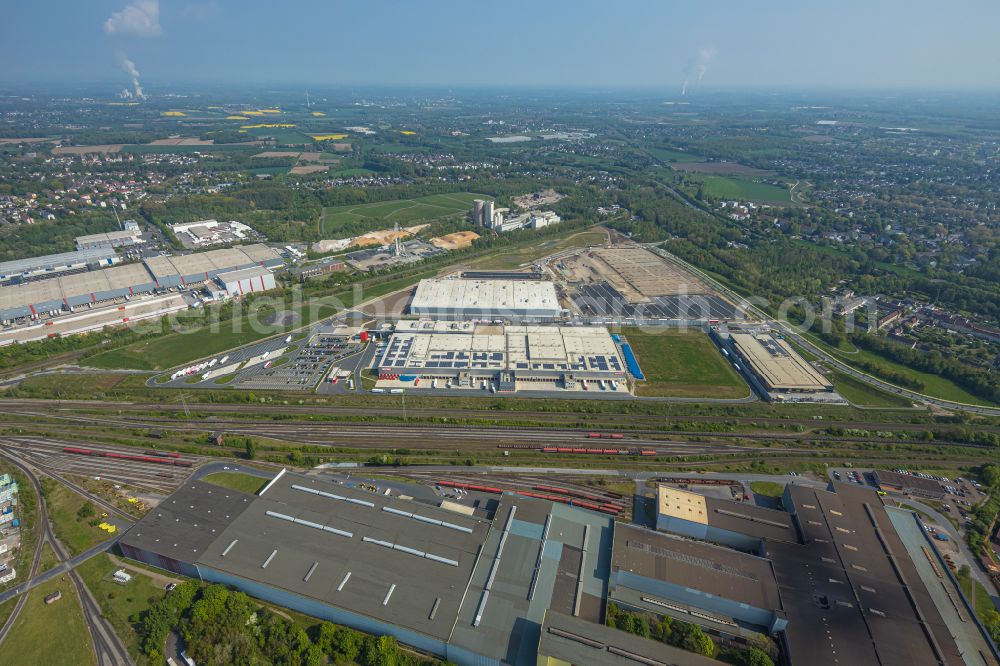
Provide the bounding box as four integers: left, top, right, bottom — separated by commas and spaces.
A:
620, 343, 645, 380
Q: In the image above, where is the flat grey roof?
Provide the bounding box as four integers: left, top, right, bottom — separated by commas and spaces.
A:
775, 483, 966, 666
656, 485, 797, 543
120, 481, 257, 563
75, 230, 139, 245
538, 611, 718, 666
142, 255, 178, 280
612, 523, 782, 612
198, 474, 489, 642
120, 472, 496, 645
730, 332, 832, 392
0, 247, 116, 276
217, 266, 273, 283
0, 262, 158, 314
142, 245, 282, 281
449, 497, 614, 665
872, 470, 945, 495
704, 495, 797, 543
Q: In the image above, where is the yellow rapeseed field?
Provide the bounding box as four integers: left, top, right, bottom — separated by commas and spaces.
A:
241, 123, 297, 129
310, 133, 348, 141
226, 115, 250, 120
311, 111, 326, 116
400, 130, 417, 135
161, 111, 187, 117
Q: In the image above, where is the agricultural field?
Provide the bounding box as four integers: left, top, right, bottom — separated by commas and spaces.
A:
321, 192, 484, 236
688, 174, 791, 203
647, 147, 704, 163
670, 162, 774, 177
621, 327, 750, 398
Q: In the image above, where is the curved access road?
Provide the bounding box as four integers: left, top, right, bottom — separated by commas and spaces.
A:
0, 447, 132, 665
647, 245, 1000, 416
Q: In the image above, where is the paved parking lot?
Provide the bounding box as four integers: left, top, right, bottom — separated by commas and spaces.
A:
233, 334, 363, 391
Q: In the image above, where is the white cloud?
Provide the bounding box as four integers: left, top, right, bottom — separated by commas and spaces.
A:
104, 0, 161, 37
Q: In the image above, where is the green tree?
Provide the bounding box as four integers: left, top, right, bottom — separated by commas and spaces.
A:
680, 625, 715, 657
245, 438, 257, 460
744, 647, 775, 666
77, 501, 95, 519
361, 634, 400, 666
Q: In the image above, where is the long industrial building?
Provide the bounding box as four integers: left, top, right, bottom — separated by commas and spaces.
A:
120, 469, 614, 666
727, 331, 833, 395
0, 244, 283, 323
375, 321, 629, 390
142, 244, 283, 289
74, 229, 142, 251
649, 483, 996, 665
119, 470, 996, 666
212, 266, 278, 299
0, 247, 118, 284
409, 278, 562, 320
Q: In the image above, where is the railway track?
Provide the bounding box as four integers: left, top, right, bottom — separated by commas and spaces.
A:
0, 447, 132, 665
0, 411, 989, 459
0, 398, 994, 434
0, 437, 191, 498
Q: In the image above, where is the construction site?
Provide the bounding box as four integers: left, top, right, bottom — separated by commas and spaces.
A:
551, 244, 746, 323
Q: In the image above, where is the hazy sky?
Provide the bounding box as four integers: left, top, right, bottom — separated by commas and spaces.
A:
4, 0, 1000, 91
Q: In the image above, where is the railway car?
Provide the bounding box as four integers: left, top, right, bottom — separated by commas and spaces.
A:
63, 447, 97, 456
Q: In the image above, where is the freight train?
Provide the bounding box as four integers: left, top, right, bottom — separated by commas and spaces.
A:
497, 444, 656, 456
541, 447, 657, 456
63, 447, 192, 468
437, 480, 621, 516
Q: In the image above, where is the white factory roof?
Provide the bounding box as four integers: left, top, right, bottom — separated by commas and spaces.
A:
410, 278, 560, 314
0, 263, 154, 313
377, 323, 625, 375
75, 230, 140, 245
730, 332, 832, 392
0, 247, 117, 277
217, 265, 273, 283
143, 244, 281, 279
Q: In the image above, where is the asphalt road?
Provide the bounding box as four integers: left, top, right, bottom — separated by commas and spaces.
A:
646, 244, 1000, 416
0, 448, 132, 665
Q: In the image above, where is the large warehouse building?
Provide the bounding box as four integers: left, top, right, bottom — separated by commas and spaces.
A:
645, 482, 993, 665
143, 244, 283, 289
0, 263, 157, 322
0, 247, 118, 284
409, 278, 562, 320
120, 469, 614, 666
212, 266, 278, 299
119, 471, 993, 666
0, 244, 283, 323
74, 229, 142, 251
727, 331, 833, 398
375, 321, 629, 391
